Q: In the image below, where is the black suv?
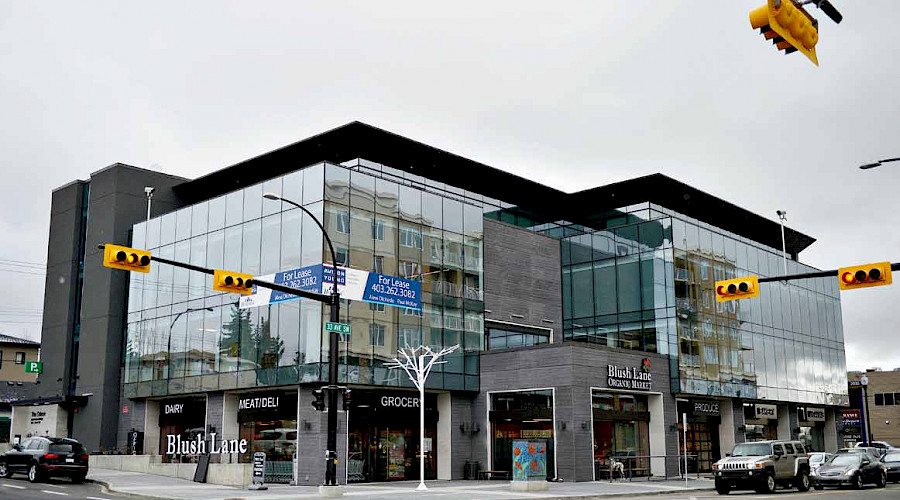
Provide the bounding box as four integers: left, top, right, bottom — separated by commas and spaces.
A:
0, 437, 89, 483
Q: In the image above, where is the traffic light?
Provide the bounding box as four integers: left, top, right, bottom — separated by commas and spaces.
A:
342, 389, 352, 411
103, 244, 151, 273
312, 388, 326, 411
749, 0, 819, 66
212, 269, 254, 295
838, 262, 892, 291
715, 276, 760, 302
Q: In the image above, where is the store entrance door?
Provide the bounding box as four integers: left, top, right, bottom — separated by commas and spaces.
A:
347, 390, 437, 483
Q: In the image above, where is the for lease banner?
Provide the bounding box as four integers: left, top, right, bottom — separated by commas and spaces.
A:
240, 264, 421, 310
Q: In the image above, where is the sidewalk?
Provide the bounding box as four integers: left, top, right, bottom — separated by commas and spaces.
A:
87, 468, 714, 500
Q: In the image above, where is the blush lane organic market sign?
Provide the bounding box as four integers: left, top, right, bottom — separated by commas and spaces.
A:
606, 359, 652, 390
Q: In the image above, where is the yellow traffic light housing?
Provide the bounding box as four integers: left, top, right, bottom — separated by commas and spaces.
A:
213, 269, 255, 295
103, 244, 151, 273
838, 262, 892, 291
749, 0, 819, 66
715, 276, 760, 302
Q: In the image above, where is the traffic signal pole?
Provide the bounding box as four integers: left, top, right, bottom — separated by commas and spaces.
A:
326, 291, 340, 486
757, 262, 900, 284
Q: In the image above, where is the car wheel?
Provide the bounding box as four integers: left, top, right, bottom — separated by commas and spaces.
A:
715, 480, 730, 495
0, 462, 11, 478
72, 472, 87, 484
795, 469, 811, 492
854, 473, 864, 490
877, 472, 887, 488
28, 464, 42, 483
756, 472, 776, 494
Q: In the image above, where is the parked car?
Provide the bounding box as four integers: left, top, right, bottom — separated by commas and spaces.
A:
838, 447, 886, 459
0, 437, 89, 483
808, 452, 833, 471
856, 441, 894, 450
712, 440, 810, 495
882, 451, 900, 483
812, 453, 886, 490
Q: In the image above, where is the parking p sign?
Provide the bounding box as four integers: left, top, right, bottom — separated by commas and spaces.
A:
25, 361, 42, 374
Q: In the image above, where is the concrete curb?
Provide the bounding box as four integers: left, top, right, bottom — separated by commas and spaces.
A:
88, 478, 176, 500
85, 477, 715, 500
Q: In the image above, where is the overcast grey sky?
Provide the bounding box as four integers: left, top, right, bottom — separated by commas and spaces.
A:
1, 1, 897, 371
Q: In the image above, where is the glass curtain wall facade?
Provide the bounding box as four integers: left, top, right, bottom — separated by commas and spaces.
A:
558, 203, 848, 406
123, 161, 486, 397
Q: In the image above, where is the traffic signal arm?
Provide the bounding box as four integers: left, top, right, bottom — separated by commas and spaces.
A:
99, 244, 335, 303
757, 262, 899, 284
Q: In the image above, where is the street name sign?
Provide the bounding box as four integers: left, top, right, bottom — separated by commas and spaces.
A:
325, 322, 351, 334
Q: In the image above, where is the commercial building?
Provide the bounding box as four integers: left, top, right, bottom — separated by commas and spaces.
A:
34, 122, 848, 485
846, 370, 900, 448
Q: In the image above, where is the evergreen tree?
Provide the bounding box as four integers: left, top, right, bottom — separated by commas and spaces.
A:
219, 303, 254, 370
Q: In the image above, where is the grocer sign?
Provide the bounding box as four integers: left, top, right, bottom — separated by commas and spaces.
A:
241, 264, 420, 310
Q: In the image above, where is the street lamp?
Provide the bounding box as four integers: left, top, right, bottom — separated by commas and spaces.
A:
860, 374, 873, 446
168, 307, 214, 374
776, 210, 788, 276
859, 158, 900, 170
263, 192, 342, 487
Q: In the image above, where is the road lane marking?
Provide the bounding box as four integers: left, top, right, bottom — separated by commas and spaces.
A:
86, 497, 112, 500
41, 490, 69, 496
2, 483, 27, 489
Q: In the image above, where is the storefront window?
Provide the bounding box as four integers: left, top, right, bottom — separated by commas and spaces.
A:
238, 391, 298, 484
490, 390, 555, 479
347, 391, 437, 483
592, 390, 649, 479
157, 397, 206, 463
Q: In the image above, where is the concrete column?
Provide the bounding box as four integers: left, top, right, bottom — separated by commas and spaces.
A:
220, 394, 239, 463
144, 401, 160, 455
437, 393, 452, 480
776, 404, 791, 441
648, 394, 666, 477
719, 400, 736, 455
824, 408, 838, 452
732, 399, 746, 445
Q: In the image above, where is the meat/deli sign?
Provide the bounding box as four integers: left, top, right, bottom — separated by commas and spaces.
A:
607, 359, 652, 390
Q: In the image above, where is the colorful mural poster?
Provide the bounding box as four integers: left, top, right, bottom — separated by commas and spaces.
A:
512, 440, 547, 481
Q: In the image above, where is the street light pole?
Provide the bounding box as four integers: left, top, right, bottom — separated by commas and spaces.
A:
263, 192, 341, 487
167, 307, 214, 373
776, 210, 788, 276
861, 374, 873, 446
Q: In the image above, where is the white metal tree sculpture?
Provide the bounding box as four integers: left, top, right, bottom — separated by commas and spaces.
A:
386, 344, 460, 490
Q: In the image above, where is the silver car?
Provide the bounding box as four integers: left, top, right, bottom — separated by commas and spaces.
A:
808, 452, 833, 471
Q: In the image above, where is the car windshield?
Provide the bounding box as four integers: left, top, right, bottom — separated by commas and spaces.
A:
731, 443, 771, 457
883, 453, 900, 463
829, 455, 862, 467
810, 454, 825, 462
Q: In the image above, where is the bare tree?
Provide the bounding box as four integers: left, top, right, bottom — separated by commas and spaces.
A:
386, 344, 459, 490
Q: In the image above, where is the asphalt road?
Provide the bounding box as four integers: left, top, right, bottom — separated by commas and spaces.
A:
624, 482, 900, 499
0, 476, 125, 500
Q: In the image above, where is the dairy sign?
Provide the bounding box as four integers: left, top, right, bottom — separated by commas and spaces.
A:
606, 359, 652, 390
241, 263, 421, 310
165, 433, 247, 456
